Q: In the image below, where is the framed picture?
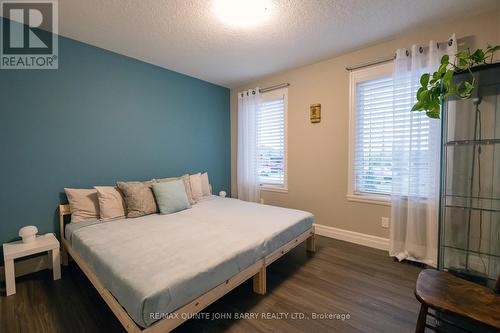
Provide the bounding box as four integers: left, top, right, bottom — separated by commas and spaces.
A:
310, 103, 321, 123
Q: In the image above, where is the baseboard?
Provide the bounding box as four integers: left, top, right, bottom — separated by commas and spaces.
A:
0, 255, 49, 282
314, 224, 389, 251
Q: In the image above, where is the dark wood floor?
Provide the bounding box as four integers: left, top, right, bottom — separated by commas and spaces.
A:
1, 236, 422, 333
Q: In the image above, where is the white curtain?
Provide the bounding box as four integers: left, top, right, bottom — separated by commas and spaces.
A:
237, 88, 261, 202
390, 35, 457, 267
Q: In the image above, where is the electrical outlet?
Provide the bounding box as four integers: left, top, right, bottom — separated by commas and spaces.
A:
381, 217, 390, 229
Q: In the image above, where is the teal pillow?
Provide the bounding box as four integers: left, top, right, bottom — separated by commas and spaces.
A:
152, 179, 191, 215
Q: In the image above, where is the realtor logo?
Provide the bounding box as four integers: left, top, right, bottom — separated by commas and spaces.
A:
1, 0, 58, 69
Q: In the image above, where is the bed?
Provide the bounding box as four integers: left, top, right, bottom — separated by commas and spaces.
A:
59, 195, 316, 332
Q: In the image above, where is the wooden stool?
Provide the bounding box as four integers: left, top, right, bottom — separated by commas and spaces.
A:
414, 269, 500, 332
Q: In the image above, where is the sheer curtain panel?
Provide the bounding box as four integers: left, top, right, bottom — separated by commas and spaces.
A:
390, 35, 457, 267
237, 88, 261, 202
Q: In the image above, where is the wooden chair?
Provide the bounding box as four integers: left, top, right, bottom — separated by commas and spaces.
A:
414, 269, 500, 333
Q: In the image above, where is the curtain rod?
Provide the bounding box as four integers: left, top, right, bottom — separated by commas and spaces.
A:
259, 83, 290, 93
345, 56, 394, 71
345, 36, 466, 71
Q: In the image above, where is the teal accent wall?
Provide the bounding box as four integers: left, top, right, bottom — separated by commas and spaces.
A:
0, 29, 230, 255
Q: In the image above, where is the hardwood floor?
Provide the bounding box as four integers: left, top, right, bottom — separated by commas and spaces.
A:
0, 236, 422, 333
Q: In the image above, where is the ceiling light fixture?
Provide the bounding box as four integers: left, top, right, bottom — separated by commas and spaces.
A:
213, 0, 271, 28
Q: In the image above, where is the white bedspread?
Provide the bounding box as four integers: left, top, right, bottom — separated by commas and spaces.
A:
66, 196, 314, 327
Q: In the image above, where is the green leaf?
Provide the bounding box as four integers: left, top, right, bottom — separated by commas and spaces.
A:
417, 87, 426, 100
421, 89, 430, 100
426, 104, 441, 119
430, 86, 440, 96
458, 81, 474, 98
412, 101, 424, 111
456, 51, 469, 68
446, 84, 457, 96
420, 73, 430, 87
437, 63, 447, 77
430, 98, 440, 110
464, 81, 474, 94
440, 54, 449, 65
442, 70, 454, 88
470, 49, 485, 63
426, 109, 440, 119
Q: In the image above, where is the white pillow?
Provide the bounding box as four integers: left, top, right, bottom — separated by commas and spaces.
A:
201, 172, 211, 196
189, 173, 203, 201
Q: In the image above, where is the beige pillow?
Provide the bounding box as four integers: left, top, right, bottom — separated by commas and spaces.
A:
181, 174, 196, 204
64, 188, 100, 223
189, 173, 203, 201
116, 181, 158, 218
201, 172, 211, 196
156, 175, 196, 204
155, 177, 177, 183
94, 186, 126, 221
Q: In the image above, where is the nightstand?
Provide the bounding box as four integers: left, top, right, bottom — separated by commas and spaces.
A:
3, 233, 61, 296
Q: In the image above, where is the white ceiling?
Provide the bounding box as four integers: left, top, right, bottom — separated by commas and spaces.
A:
55, 1, 499, 87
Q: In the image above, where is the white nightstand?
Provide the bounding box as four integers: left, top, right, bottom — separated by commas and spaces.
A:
3, 233, 61, 296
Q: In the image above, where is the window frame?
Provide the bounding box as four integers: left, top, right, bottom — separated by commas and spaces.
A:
258, 87, 288, 193
347, 62, 393, 206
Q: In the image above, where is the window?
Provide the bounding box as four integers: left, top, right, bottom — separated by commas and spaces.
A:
349, 63, 394, 204
257, 88, 287, 190
352, 65, 394, 198
348, 62, 433, 205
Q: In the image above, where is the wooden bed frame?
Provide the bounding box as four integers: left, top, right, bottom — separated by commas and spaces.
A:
59, 204, 316, 333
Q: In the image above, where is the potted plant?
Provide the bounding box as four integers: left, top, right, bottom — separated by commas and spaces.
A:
412, 44, 500, 118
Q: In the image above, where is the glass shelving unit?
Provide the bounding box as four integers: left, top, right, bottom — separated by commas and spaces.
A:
439, 63, 500, 288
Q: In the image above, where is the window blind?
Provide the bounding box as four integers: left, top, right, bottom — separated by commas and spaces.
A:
257, 96, 285, 186
354, 74, 431, 196
355, 75, 394, 195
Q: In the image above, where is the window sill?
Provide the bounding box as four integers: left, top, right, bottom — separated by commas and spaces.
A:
260, 186, 288, 194
346, 194, 391, 207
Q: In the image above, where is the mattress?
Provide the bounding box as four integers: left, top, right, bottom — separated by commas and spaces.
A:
65, 196, 314, 327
